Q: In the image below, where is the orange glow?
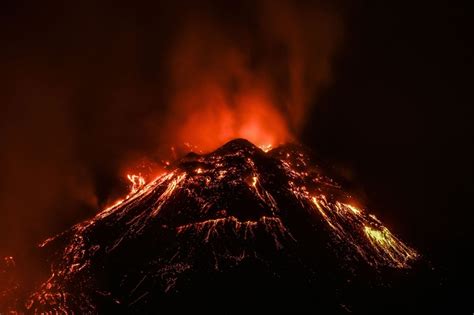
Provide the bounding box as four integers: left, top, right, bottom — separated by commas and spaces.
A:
167, 84, 291, 152
158, 1, 342, 154
162, 12, 313, 153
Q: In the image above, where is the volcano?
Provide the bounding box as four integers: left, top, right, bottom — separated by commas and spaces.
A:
3, 139, 424, 313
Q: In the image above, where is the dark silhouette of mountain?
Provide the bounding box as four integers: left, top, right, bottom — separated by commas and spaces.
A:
3, 139, 431, 313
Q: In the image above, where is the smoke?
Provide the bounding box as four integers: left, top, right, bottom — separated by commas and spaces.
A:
0, 1, 343, 255
160, 1, 343, 151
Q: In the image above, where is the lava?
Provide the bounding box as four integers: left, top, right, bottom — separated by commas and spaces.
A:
127, 174, 146, 195
2, 139, 420, 313
312, 195, 418, 268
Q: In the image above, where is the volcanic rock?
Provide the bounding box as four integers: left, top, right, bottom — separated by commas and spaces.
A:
10, 139, 425, 313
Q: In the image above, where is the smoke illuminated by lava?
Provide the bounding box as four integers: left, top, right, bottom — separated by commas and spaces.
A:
159, 0, 343, 152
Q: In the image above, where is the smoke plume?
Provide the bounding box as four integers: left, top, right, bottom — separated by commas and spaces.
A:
161, 1, 342, 151
0, 0, 343, 256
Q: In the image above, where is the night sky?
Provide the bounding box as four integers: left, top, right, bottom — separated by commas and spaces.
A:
1, 0, 472, 309
306, 1, 473, 308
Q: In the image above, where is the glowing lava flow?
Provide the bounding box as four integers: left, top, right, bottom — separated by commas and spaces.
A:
21, 139, 419, 314
259, 144, 273, 152
127, 174, 146, 194
95, 173, 148, 218
278, 146, 418, 268
311, 195, 418, 268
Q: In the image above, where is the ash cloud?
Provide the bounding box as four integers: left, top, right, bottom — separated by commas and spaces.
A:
0, 1, 344, 255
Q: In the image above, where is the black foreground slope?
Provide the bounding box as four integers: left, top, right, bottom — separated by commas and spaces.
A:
8, 139, 431, 313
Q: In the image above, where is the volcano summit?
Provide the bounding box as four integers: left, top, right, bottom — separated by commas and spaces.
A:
6, 139, 421, 313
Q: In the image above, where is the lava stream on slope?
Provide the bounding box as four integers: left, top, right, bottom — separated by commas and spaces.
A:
3, 139, 421, 313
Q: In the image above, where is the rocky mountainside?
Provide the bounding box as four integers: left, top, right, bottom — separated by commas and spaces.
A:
3, 139, 425, 313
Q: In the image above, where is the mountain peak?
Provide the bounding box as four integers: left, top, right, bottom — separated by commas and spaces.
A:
5, 139, 422, 313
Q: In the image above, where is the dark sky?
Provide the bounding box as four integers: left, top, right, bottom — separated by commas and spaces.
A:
1, 0, 473, 303
305, 1, 473, 302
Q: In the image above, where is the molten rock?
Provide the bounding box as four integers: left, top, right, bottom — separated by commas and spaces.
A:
19, 139, 421, 313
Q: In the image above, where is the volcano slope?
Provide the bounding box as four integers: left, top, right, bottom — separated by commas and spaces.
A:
19, 139, 425, 313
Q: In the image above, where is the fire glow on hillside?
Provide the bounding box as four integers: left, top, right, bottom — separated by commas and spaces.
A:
21, 139, 419, 313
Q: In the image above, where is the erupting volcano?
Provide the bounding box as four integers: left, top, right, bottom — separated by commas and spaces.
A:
2, 139, 422, 313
